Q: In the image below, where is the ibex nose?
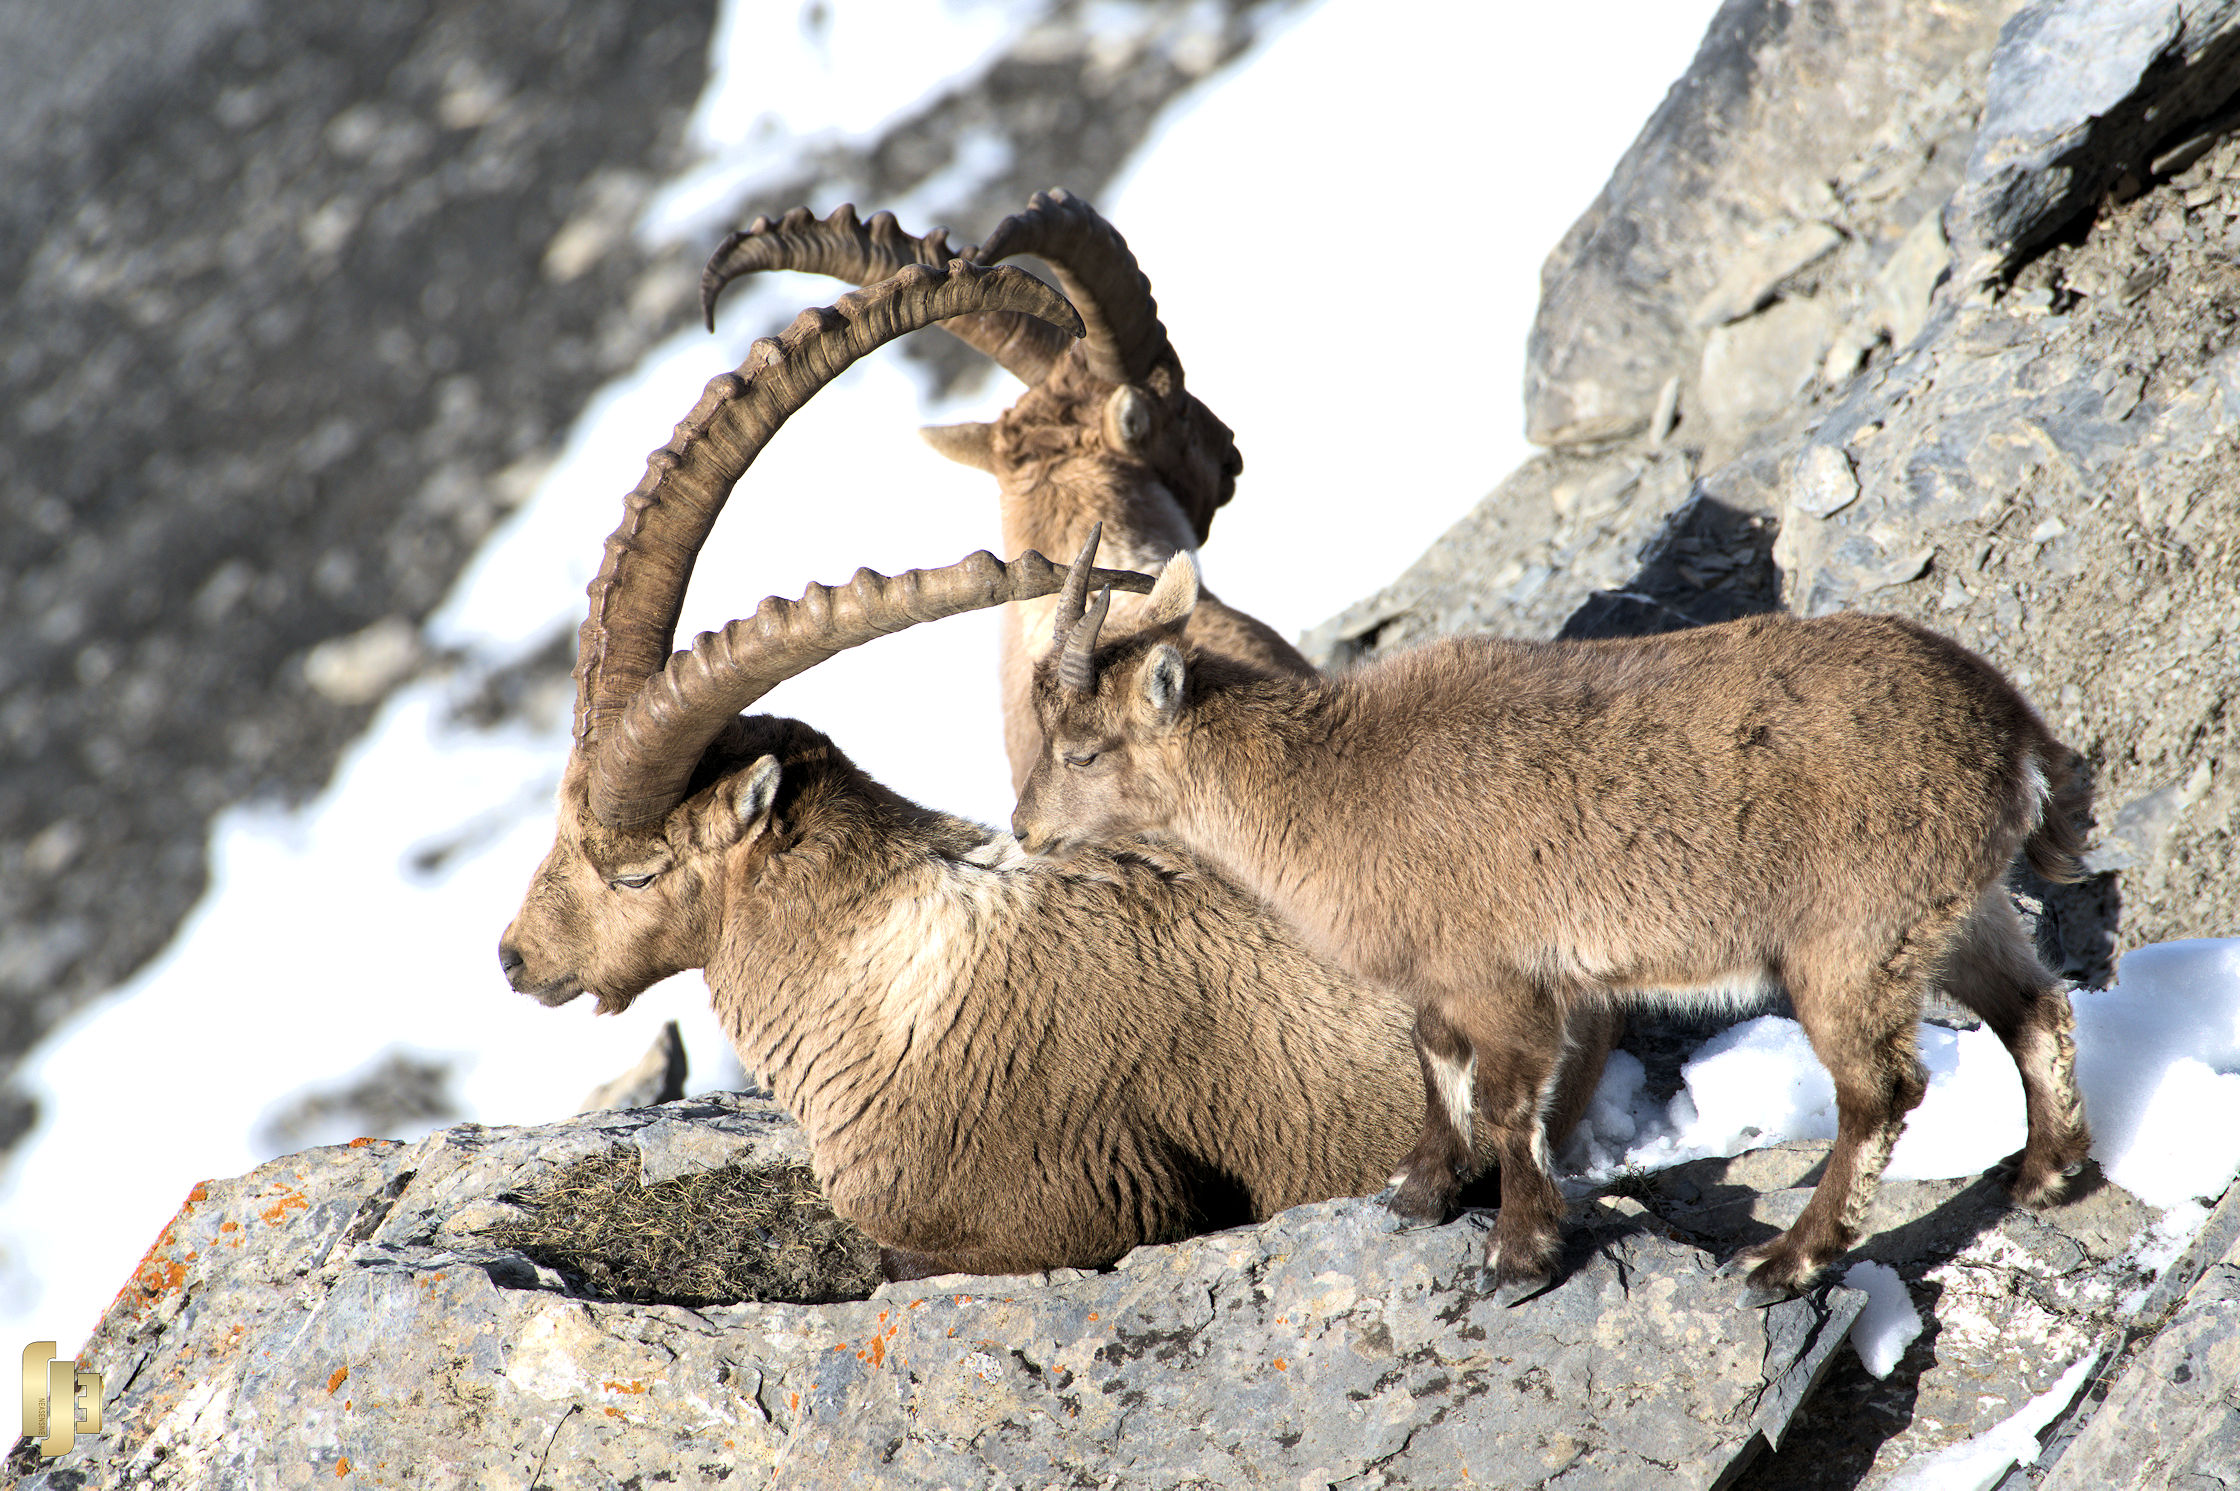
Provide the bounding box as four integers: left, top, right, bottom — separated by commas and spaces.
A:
1011, 809, 1055, 858
498, 939, 527, 990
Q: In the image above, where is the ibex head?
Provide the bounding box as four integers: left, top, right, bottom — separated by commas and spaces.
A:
702, 191, 1240, 549
504, 718, 808, 1013
500, 263, 1157, 1012
1011, 530, 1206, 857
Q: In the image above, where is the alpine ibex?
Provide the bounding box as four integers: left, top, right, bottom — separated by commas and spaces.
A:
973, 538, 2095, 1303
702, 190, 1312, 789
500, 260, 1547, 1279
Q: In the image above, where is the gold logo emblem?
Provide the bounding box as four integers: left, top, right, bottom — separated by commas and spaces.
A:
20, 1343, 102, 1458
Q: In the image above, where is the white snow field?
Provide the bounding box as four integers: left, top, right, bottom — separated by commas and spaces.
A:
4, 14, 2235, 1472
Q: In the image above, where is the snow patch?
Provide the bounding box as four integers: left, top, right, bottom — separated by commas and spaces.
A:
1843, 1260, 1924, 1379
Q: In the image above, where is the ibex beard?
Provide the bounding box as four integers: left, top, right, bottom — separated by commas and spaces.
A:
1010, 543, 2095, 1305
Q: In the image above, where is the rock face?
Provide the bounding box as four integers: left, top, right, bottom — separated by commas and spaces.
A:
2035, 1186, 2240, 1490
9, 1097, 1874, 1490
1313, 0, 2239, 978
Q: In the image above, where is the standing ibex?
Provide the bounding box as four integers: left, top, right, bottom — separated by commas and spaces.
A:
502, 260, 1523, 1278
963, 539, 2095, 1303
702, 191, 1312, 788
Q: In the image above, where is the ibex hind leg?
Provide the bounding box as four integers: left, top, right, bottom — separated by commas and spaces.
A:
1733, 919, 1953, 1302
1946, 889, 2092, 1205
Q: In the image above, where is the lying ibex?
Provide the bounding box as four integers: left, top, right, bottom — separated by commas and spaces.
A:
979, 539, 2094, 1303
702, 191, 1312, 788
502, 261, 1500, 1278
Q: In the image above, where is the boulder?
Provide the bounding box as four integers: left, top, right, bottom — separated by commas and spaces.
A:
7, 1097, 1873, 1489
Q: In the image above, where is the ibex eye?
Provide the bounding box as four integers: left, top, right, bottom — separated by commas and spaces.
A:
1063, 750, 1099, 769
610, 873, 657, 891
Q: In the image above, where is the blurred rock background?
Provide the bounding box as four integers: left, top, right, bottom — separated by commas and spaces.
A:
0, 0, 1303, 1161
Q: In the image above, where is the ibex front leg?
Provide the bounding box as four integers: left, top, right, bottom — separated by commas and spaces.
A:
1386, 983, 1570, 1303
1385, 1001, 1480, 1225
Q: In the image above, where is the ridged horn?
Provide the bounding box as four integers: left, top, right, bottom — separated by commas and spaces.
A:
1049, 523, 1102, 644
596, 552, 1155, 829
973, 189, 1168, 385
700, 203, 1072, 384
576, 260, 1084, 824
1056, 585, 1112, 697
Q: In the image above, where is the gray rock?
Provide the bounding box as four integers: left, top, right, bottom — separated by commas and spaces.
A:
2024, 1183, 2240, 1489
1945, 0, 2240, 280
1525, 0, 2020, 449
9, 1102, 1868, 1489
1651, 1145, 2158, 1490
1697, 296, 1839, 429
576, 1019, 688, 1114
1691, 220, 1846, 327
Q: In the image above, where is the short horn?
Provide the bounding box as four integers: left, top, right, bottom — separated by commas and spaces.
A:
1057, 586, 1112, 696
1050, 522, 1102, 644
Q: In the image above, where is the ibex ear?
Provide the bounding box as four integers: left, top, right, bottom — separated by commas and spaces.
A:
1145, 550, 1199, 631
1139, 643, 1188, 724
694, 754, 782, 851
919, 422, 997, 473
1101, 385, 1153, 457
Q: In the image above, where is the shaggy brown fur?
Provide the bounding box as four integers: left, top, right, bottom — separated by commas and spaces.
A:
504, 717, 1477, 1274
1014, 556, 2093, 1301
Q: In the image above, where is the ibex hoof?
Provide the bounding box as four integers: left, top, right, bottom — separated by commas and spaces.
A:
1487, 1271, 1554, 1308
1716, 1243, 1822, 1305
1736, 1279, 1798, 1309
1378, 1176, 1458, 1227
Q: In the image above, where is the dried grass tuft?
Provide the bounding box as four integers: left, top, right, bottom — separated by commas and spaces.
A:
482, 1152, 883, 1306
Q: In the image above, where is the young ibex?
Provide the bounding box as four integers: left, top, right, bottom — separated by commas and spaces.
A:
702, 191, 1312, 788
980, 539, 2094, 1303
501, 261, 1528, 1279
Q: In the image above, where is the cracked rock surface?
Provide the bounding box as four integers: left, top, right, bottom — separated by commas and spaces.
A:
9, 1097, 1870, 1490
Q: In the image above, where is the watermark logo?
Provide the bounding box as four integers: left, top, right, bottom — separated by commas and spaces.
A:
20, 1343, 102, 1458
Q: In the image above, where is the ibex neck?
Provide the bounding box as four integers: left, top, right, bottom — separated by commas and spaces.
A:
707, 788, 1025, 1146
1169, 677, 1377, 962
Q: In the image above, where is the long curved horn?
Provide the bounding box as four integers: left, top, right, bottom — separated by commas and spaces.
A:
576, 260, 1082, 804
596, 552, 1155, 829
973, 189, 1168, 385
701, 204, 1071, 384
1056, 586, 1112, 697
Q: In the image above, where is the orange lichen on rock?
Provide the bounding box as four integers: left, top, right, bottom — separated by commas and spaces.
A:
328, 1367, 349, 1395
601, 1380, 646, 1395
259, 1184, 310, 1226
334, 1456, 351, 1477
111, 1181, 213, 1318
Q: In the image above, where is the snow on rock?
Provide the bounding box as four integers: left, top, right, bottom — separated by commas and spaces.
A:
1880, 1350, 2100, 1491
2073, 939, 2240, 1211
1581, 939, 2240, 1252
1842, 1260, 1925, 1379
